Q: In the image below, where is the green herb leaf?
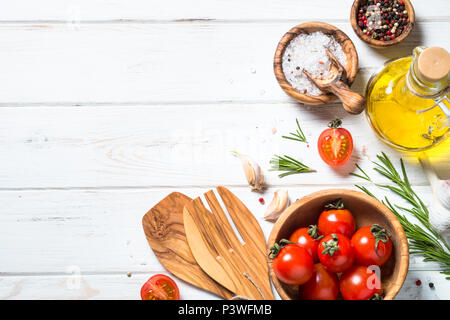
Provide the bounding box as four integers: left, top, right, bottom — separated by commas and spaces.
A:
269, 154, 315, 178
282, 118, 308, 143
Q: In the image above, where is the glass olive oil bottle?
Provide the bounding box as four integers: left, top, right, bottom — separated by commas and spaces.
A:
366, 46, 449, 151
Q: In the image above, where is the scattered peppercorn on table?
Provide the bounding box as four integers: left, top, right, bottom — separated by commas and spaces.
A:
0, 0, 448, 299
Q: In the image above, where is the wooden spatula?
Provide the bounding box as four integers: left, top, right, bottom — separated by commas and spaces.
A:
142, 192, 233, 299
183, 186, 274, 300
303, 48, 366, 115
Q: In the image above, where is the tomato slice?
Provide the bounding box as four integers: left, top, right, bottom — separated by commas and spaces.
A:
318, 119, 353, 167
140, 274, 180, 300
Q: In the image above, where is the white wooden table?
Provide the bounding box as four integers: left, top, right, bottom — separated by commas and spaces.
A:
0, 0, 449, 300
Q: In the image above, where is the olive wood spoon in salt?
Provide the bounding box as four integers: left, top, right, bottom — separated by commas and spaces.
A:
303, 49, 366, 115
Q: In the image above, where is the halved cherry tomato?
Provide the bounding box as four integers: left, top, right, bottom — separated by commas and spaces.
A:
140, 274, 180, 300
317, 233, 354, 273
299, 263, 339, 300
289, 225, 323, 262
351, 224, 392, 266
340, 265, 383, 300
269, 240, 314, 285
318, 119, 353, 167
318, 198, 355, 238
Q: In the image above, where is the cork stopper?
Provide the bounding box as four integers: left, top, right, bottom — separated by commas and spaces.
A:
417, 47, 450, 83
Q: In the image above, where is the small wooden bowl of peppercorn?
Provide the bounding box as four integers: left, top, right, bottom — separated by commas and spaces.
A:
350, 0, 415, 48
268, 189, 409, 300
273, 21, 359, 106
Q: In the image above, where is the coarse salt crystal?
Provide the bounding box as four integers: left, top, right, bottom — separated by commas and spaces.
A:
282, 31, 347, 96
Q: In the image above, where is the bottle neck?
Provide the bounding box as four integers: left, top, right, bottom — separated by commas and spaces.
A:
406, 57, 448, 99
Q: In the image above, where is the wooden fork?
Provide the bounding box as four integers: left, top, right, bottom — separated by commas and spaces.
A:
183, 186, 274, 300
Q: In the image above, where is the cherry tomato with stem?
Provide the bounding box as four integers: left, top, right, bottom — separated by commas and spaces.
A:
317, 233, 354, 273
340, 265, 383, 300
269, 239, 314, 285
299, 263, 339, 300
289, 225, 323, 262
318, 119, 353, 167
351, 224, 392, 266
140, 274, 180, 300
318, 198, 355, 238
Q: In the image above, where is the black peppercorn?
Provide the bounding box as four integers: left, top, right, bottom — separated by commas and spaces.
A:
356, 0, 408, 41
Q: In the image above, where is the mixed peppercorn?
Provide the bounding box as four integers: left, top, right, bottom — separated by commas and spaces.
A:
357, 0, 409, 41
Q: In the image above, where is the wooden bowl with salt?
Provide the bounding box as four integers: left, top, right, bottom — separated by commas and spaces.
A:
273, 21, 359, 107
268, 189, 409, 300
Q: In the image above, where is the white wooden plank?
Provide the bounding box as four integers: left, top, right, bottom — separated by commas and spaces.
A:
0, 21, 448, 104
396, 271, 450, 300
0, 104, 437, 189
0, 272, 216, 300
0, 186, 443, 274
0, 270, 448, 300
0, 0, 448, 21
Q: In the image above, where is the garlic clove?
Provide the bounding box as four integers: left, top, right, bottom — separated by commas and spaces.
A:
264, 190, 290, 222
231, 151, 265, 191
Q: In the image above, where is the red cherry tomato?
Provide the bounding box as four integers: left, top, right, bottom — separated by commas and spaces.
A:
340, 265, 383, 300
318, 119, 353, 167
299, 263, 339, 300
318, 198, 355, 238
140, 274, 180, 300
289, 225, 322, 262
270, 240, 314, 285
351, 224, 393, 266
317, 233, 354, 273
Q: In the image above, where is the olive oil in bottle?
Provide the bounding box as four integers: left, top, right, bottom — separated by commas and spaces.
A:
366, 46, 450, 151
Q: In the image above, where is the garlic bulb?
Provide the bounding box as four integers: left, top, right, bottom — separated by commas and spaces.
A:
264, 190, 290, 222
429, 179, 450, 238
420, 157, 450, 240
231, 151, 264, 191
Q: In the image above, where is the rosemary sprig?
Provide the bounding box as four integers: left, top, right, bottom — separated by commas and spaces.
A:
350, 152, 450, 279
282, 118, 308, 143
269, 154, 315, 178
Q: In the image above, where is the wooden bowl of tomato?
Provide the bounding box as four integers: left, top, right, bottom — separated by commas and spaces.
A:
268, 189, 409, 300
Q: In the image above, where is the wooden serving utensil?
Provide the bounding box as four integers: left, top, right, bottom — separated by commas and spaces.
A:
142, 192, 233, 299
183, 186, 274, 300
303, 48, 366, 115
